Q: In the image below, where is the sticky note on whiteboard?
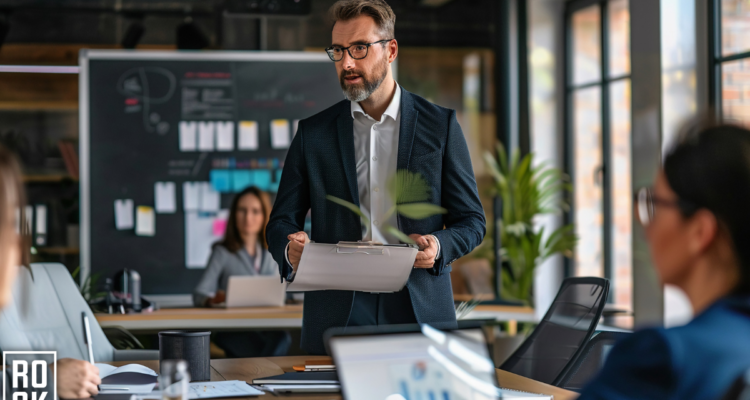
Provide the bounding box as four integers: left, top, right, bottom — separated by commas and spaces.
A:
114, 199, 134, 230
183, 181, 201, 211
135, 206, 155, 236
179, 121, 197, 151
199, 182, 220, 212
238, 121, 258, 150
198, 121, 215, 151
216, 121, 234, 151
154, 182, 177, 213
270, 119, 290, 149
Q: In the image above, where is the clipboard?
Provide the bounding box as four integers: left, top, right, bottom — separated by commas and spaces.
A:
286, 241, 419, 293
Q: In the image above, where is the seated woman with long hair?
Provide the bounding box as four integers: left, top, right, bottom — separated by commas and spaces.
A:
0, 145, 101, 399
578, 121, 750, 399
193, 186, 290, 357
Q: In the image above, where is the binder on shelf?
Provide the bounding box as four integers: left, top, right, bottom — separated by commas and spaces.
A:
34, 204, 47, 246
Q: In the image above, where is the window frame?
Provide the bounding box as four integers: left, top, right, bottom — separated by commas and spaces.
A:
708, 0, 750, 116
564, 0, 632, 304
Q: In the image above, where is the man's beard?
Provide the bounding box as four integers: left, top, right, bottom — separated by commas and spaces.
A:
339, 55, 388, 102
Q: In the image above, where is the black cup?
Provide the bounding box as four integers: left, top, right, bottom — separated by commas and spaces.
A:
158, 330, 211, 381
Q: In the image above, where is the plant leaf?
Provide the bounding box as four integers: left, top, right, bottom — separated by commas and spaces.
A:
389, 170, 432, 204
384, 225, 416, 244
396, 203, 447, 219
326, 195, 370, 225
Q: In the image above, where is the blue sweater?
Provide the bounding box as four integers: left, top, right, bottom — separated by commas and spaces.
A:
579, 296, 750, 399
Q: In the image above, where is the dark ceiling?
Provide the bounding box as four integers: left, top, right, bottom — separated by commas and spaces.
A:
0, 0, 496, 49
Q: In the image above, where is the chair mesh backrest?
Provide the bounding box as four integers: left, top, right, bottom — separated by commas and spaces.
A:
559, 331, 631, 391
499, 277, 609, 386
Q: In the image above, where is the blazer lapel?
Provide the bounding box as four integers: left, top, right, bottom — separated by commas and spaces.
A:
397, 87, 418, 171
337, 104, 360, 208
396, 88, 419, 234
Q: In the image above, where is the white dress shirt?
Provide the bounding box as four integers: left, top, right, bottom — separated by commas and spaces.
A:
284, 84, 439, 278
351, 84, 402, 244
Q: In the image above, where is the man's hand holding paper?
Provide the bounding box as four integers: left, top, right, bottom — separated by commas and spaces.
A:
287, 231, 310, 271
410, 234, 438, 269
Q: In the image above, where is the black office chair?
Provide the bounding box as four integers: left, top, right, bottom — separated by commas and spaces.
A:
557, 330, 631, 391
722, 368, 750, 400
499, 277, 609, 386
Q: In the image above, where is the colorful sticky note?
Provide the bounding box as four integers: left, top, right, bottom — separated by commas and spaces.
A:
238, 121, 259, 150
270, 119, 290, 149
251, 170, 272, 191
212, 219, 227, 237
232, 170, 253, 192
135, 206, 155, 236
210, 170, 232, 193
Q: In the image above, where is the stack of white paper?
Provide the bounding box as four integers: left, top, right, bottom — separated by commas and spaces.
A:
287, 243, 418, 293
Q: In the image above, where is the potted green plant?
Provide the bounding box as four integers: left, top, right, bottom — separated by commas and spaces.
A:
481, 143, 577, 307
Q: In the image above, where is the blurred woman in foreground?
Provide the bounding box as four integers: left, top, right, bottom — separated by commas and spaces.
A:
579, 121, 750, 399
0, 145, 101, 399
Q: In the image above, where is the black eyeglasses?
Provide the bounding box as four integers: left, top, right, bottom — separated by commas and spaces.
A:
325, 39, 393, 62
634, 187, 698, 227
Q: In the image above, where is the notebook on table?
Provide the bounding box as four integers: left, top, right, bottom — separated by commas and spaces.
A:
251, 371, 338, 385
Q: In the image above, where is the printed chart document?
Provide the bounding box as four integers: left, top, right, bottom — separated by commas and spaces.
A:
139, 381, 262, 399
287, 242, 418, 292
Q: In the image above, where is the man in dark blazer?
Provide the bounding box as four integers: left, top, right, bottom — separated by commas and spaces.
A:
266, 0, 486, 355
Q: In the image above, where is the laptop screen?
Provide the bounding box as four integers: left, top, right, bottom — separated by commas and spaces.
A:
330, 325, 499, 400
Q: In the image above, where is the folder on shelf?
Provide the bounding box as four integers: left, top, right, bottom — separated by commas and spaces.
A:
286, 241, 418, 293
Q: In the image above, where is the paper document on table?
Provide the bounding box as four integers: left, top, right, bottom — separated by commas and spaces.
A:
139, 381, 262, 399
286, 242, 418, 293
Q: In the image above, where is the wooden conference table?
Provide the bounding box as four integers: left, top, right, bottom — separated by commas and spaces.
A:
107, 356, 577, 400
95, 304, 536, 332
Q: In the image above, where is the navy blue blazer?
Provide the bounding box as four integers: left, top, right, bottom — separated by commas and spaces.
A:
579, 295, 750, 399
266, 87, 486, 354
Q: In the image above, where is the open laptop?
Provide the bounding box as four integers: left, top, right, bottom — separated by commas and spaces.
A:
327, 324, 550, 400
224, 276, 286, 308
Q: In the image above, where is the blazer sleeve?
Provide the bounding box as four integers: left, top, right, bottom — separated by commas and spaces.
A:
430, 110, 487, 275
266, 120, 311, 281
577, 328, 677, 400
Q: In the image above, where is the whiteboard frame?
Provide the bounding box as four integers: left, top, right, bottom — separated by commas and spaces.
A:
78, 50, 332, 286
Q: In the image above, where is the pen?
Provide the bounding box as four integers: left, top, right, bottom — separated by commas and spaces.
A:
82, 312, 99, 391
82, 312, 95, 364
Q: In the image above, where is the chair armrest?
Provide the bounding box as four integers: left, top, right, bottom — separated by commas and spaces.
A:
112, 349, 160, 361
